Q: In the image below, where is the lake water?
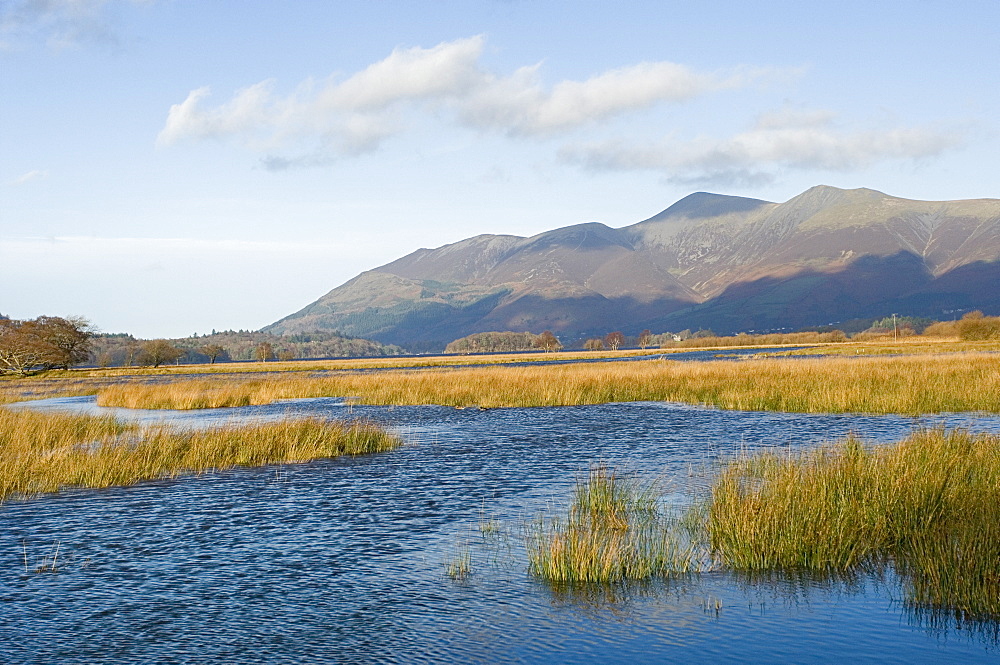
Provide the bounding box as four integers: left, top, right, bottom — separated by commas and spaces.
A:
3, 396, 1000, 663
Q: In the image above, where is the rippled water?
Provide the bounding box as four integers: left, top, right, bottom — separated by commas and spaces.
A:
3, 397, 1000, 663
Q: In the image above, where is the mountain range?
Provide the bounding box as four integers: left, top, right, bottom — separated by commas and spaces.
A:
264, 186, 1000, 350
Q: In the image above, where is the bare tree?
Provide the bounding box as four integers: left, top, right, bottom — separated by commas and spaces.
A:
124, 343, 141, 367
138, 340, 185, 368
605, 331, 625, 351
638, 329, 652, 350
277, 349, 295, 361
584, 338, 604, 351
0, 320, 60, 375
35, 316, 94, 369
533, 330, 562, 352
0, 316, 94, 375
255, 342, 275, 362
200, 343, 227, 364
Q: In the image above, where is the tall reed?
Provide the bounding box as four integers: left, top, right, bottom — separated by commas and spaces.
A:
526, 466, 699, 583
0, 408, 399, 502
96, 352, 1000, 415
707, 429, 1000, 618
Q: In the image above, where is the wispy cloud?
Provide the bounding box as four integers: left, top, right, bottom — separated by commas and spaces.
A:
158, 35, 785, 169
559, 108, 965, 187
8, 169, 49, 186
0, 0, 148, 50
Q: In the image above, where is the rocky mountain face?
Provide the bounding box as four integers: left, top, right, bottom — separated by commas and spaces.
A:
264, 186, 1000, 349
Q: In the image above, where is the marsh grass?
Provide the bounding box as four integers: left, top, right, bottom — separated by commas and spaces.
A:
777, 337, 1000, 357
95, 352, 1000, 415
0, 407, 399, 502
707, 429, 1000, 619
445, 546, 472, 580
526, 466, 700, 584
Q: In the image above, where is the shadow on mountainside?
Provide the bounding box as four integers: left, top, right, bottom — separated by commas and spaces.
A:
644, 253, 1000, 334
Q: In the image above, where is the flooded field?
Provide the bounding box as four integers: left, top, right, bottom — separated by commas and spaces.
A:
3, 396, 999, 663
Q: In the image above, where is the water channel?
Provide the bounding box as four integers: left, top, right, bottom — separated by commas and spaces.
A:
3, 394, 1000, 663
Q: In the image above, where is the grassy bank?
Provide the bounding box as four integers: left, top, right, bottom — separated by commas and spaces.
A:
96, 352, 1000, 414
0, 408, 400, 502
707, 428, 1000, 618
776, 337, 1000, 357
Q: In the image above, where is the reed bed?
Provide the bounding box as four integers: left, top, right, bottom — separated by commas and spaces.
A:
0, 407, 400, 502
96, 352, 1000, 415
707, 428, 1000, 619
526, 466, 700, 583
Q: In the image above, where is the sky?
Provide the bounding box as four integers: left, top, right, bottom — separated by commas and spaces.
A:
2, 0, 998, 339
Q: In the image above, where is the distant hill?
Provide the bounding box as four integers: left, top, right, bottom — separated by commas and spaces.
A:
264, 186, 1000, 350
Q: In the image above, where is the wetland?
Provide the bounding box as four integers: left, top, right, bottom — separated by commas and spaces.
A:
3, 347, 1000, 663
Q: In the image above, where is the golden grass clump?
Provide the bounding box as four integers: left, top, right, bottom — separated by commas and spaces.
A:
527, 466, 699, 583
95, 351, 1000, 415
0, 407, 400, 502
707, 429, 1000, 619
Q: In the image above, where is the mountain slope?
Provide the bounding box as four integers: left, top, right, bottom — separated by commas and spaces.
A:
265, 186, 1000, 348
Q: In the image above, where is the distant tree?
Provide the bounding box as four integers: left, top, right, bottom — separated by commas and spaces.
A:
637, 329, 652, 349
0, 320, 60, 375
605, 331, 625, 351
0, 316, 94, 375
124, 343, 141, 367
445, 331, 538, 354
691, 329, 716, 339
956, 311, 1000, 340
200, 343, 227, 364
96, 351, 114, 368
138, 340, 185, 368
922, 320, 958, 337
533, 330, 562, 352
277, 349, 295, 361
584, 338, 604, 351
255, 342, 275, 362
35, 316, 94, 369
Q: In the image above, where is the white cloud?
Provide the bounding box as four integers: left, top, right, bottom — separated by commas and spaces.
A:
328, 35, 487, 111
157, 35, 782, 167
559, 109, 965, 187
458, 62, 779, 136
8, 169, 48, 186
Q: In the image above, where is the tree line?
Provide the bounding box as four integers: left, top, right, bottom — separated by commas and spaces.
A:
443, 311, 1000, 355
0, 315, 406, 374
88, 330, 406, 368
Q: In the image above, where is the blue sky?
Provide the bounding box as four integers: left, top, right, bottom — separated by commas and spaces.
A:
2, 0, 997, 338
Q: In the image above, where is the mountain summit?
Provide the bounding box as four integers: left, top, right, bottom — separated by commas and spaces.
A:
265, 186, 1000, 349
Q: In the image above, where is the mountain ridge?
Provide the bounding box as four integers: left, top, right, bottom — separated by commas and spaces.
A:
265, 186, 1000, 349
